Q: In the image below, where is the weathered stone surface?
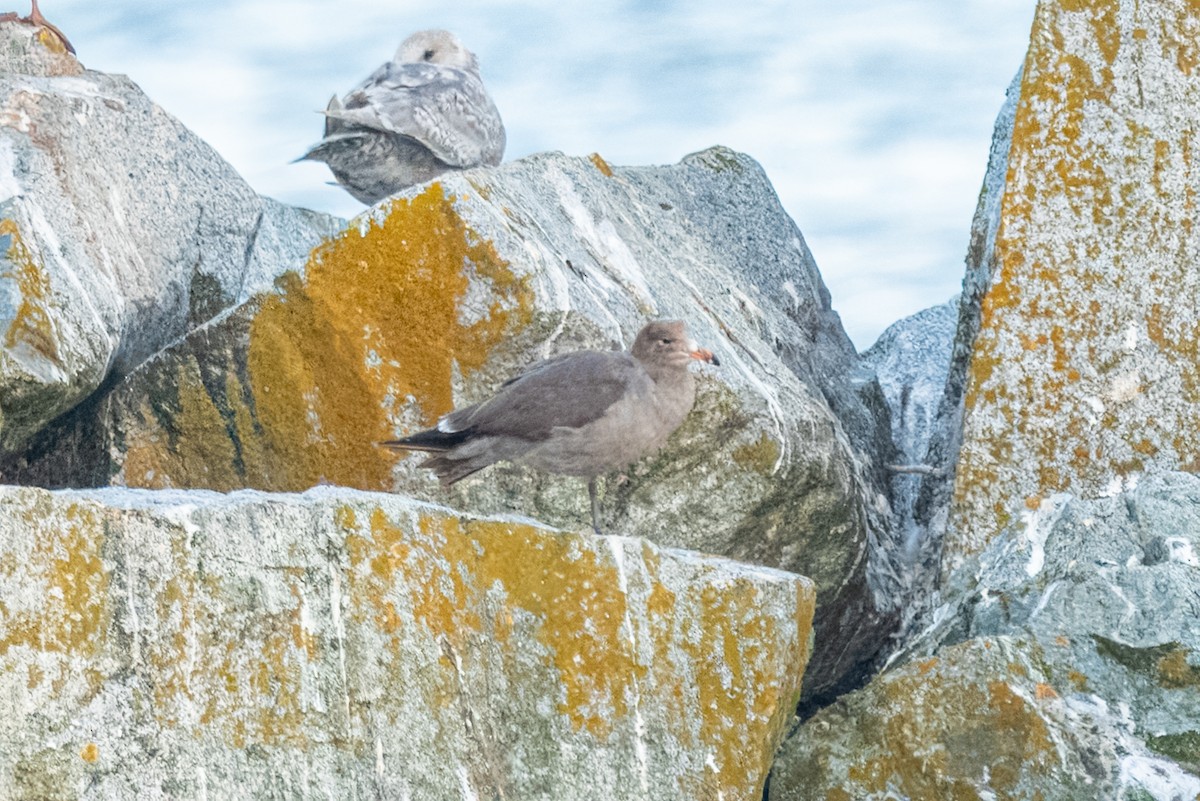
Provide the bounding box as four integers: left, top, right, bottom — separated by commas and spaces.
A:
911, 66, 1022, 598
774, 472, 1200, 799
943, 0, 1200, 575
770, 636, 1200, 801
0, 485, 815, 800
6, 146, 897, 706
863, 296, 956, 569
0, 25, 340, 453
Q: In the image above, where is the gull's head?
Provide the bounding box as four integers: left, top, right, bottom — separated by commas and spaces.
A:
396, 29, 480, 72
632, 320, 720, 371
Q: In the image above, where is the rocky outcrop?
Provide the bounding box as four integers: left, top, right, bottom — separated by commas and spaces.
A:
771, 0, 1200, 796
937, 0, 1200, 576
0, 486, 815, 800
774, 472, 1200, 800
771, 636, 1200, 800
0, 22, 340, 454
2, 140, 898, 706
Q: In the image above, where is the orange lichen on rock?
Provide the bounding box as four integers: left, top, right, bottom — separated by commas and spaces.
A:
339, 504, 813, 799
0, 501, 109, 663
0, 218, 60, 366
949, 0, 1200, 570
121, 185, 534, 493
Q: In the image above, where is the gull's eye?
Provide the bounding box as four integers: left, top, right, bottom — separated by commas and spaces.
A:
660, 338, 673, 345
423, 49, 435, 60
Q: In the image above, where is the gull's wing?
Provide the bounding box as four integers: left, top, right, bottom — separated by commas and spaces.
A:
443, 351, 647, 441
326, 61, 505, 167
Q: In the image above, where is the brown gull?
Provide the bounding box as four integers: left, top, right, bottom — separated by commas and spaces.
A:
381, 321, 719, 534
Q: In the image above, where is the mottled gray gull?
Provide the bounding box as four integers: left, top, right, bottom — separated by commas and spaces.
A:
0, 0, 74, 53
299, 29, 505, 205
381, 320, 719, 534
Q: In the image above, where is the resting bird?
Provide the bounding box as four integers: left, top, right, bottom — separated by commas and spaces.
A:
381, 321, 719, 534
298, 29, 505, 205
0, 0, 74, 54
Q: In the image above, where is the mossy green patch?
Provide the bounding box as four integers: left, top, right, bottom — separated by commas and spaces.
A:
1145, 730, 1200, 772
1093, 635, 1200, 688
732, 433, 781, 475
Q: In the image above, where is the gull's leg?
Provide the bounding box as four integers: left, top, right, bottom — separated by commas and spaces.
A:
588, 477, 603, 536
9, 1, 75, 54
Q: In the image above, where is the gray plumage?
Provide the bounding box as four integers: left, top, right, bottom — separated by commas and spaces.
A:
381, 321, 719, 533
299, 29, 505, 205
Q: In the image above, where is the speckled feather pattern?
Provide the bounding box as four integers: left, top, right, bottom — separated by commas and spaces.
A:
300, 29, 505, 205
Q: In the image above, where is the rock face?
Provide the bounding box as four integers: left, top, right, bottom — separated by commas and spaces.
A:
0, 22, 340, 454
912, 67, 1023, 596
0, 485, 815, 801
771, 636, 1200, 801
939, 0, 1200, 576
3, 142, 897, 705
862, 296, 956, 568
771, 1, 1200, 797
775, 472, 1200, 800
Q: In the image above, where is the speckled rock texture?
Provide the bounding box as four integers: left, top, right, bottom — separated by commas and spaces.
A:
771, 1, 1200, 796
0, 485, 815, 801
912, 66, 1022, 600
940, 0, 1200, 577
932, 473, 1200, 768
862, 296, 957, 582
770, 636, 1200, 801
4, 145, 898, 705
777, 472, 1200, 800
0, 22, 340, 454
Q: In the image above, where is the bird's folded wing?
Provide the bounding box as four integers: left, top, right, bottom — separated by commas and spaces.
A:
446, 352, 644, 441
328, 62, 504, 167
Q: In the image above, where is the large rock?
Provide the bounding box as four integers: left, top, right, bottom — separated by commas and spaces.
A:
935, 0, 1200, 577
3, 144, 898, 706
0, 22, 340, 454
0, 485, 815, 800
771, 469, 1200, 799
770, 636, 1200, 801
911, 66, 1023, 598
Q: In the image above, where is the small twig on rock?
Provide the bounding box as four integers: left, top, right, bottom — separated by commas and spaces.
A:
885, 464, 945, 477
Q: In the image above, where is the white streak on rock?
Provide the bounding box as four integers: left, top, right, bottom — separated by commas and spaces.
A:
0, 140, 22, 202
1019, 495, 1066, 577
1119, 754, 1200, 800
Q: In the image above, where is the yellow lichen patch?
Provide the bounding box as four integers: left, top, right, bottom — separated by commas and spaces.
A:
34, 27, 70, 55
1157, 647, 1200, 688
243, 186, 534, 492
79, 743, 98, 763
588, 153, 615, 177
681, 574, 814, 799
144, 534, 320, 748
823, 644, 1062, 799
732, 433, 781, 476
949, 0, 1200, 570
354, 509, 640, 737
122, 359, 242, 491
0, 502, 109, 665
0, 219, 60, 365
339, 503, 811, 796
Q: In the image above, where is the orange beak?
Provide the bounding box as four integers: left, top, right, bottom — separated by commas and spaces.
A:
689, 346, 719, 366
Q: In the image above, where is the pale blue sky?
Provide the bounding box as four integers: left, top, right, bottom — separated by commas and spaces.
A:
43, 1, 1034, 348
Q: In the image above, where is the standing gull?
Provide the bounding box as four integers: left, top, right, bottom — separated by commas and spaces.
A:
381, 321, 719, 534
299, 29, 505, 205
